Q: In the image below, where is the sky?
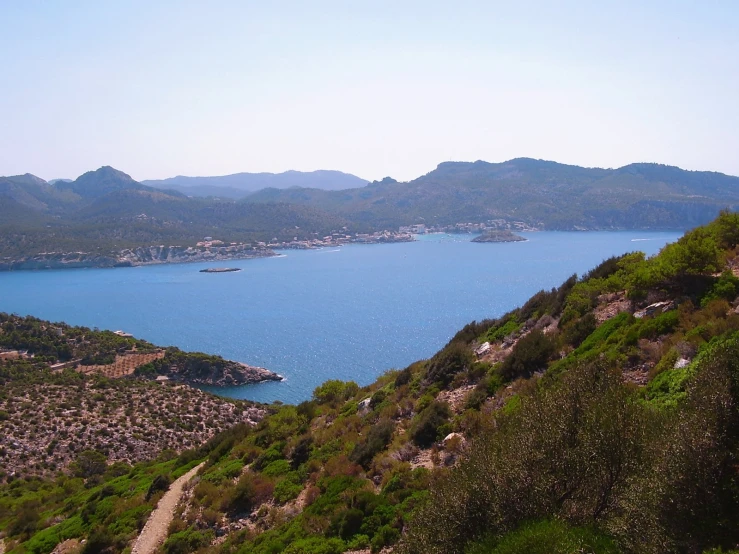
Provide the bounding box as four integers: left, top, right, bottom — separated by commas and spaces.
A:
1, 0, 738, 183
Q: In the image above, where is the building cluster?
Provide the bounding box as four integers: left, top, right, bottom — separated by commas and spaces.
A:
401, 219, 539, 234
196, 238, 228, 247
254, 230, 415, 250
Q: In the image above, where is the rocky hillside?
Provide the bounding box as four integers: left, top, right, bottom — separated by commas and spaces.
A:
0, 377, 264, 479
4, 212, 739, 554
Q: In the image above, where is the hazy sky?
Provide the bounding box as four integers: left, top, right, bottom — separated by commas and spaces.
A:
2, 1, 738, 182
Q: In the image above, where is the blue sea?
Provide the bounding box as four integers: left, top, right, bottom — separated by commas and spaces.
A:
0, 231, 680, 404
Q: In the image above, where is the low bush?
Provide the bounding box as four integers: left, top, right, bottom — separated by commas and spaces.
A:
410, 402, 451, 448
349, 420, 395, 468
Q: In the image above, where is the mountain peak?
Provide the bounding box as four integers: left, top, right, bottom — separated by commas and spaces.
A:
55, 166, 146, 200
84, 165, 137, 182
4, 173, 49, 187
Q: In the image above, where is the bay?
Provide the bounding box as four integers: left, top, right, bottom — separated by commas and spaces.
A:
0, 231, 680, 404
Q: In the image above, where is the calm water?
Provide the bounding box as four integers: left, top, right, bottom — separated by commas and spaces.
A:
0, 231, 680, 403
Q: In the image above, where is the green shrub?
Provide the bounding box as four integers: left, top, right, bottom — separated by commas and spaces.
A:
80, 526, 117, 554
70, 450, 107, 479
425, 343, 474, 386
484, 318, 521, 343
274, 479, 303, 503
465, 520, 621, 554
371, 524, 400, 552
313, 380, 359, 405
499, 329, 556, 380
282, 537, 345, 554
395, 367, 412, 387
411, 401, 451, 448
574, 312, 631, 356
145, 473, 171, 500
24, 526, 61, 554
701, 271, 739, 307
330, 507, 365, 540
465, 386, 488, 411
221, 472, 274, 515
262, 459, 291, 478
163, 527, 214, 554
370, 390, 387, 409
347, 534, 371, 550
562, 313, 597, 348
349, 420, 395, 468
638, 310, 679, 340
290, 435, 313, 469
252, 446, 284, 471
401, 363, 646, 554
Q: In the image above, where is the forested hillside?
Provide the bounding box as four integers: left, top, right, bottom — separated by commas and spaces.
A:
3, 159, 739, 263
247, 158, 739, 230
0, 167, 352, 259
3, 212, 739, 553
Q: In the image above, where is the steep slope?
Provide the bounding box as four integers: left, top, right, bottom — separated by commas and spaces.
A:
7, 213, 739, 553
155, 212, 739, 553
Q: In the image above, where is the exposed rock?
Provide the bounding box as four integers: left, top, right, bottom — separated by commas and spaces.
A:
164, 361, 283, 387
0, 381, 265, 478
357, 397, 372, 414
443, 432, 465, 446
634, 301, 673, 319
50, 539, 81, 554
594, 291, 632, 323
437, 385, 476, 413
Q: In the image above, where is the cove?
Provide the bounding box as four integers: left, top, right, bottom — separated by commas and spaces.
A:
0, 231, 681, 403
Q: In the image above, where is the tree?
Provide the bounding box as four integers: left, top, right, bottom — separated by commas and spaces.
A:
71, 450, 107, 478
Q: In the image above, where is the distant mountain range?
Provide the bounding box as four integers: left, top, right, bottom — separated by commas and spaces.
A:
0, 167, 350, 258
141, 170, 369, 199
245, 158, 739, 230
2, 158, 739, 263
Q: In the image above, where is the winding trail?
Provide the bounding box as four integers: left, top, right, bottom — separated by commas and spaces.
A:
131, 462, 205, 554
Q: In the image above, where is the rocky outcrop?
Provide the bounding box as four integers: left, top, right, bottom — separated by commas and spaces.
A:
163, 360, 283, 387
116, 244, 275, 266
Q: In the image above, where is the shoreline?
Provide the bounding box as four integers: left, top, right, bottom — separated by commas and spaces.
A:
0, 236, 415, 272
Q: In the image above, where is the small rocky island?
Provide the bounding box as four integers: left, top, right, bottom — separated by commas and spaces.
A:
200, 267, 241, 273
472, 230, 527, 243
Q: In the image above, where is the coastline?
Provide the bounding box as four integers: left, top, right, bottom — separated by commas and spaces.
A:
0, 233, 415, 272
0, 248, 277, 272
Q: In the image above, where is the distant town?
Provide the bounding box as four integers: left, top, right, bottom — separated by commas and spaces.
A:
221, 219, 541, 251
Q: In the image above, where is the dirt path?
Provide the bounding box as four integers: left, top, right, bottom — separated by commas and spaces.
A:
131, 462, 205, 554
